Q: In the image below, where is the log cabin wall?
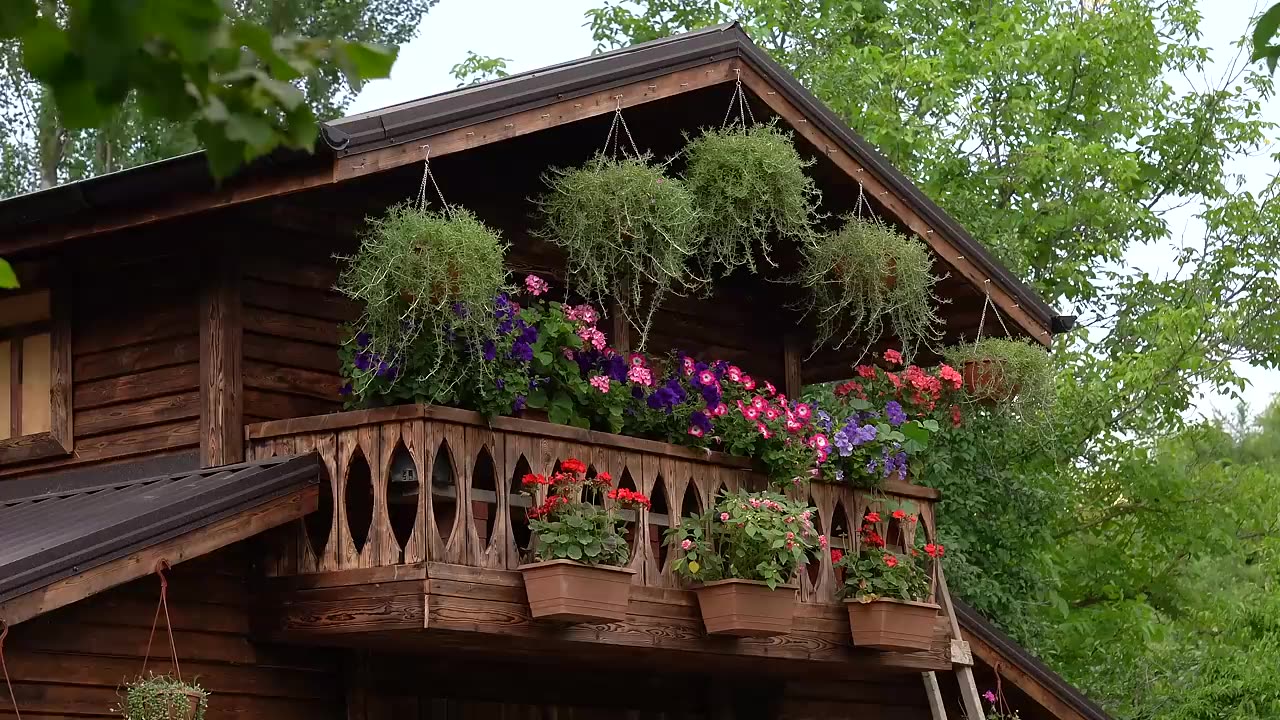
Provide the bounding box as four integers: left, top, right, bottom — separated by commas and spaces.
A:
0, 543, 341, 720
350, 651, 933, 720
0, 238, 203, 480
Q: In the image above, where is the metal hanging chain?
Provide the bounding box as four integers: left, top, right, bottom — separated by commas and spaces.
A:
140, 560, 183, 682
417, 145, 450, 213
975, 288, 1011, 342
720, 68, 756, 129
602, 96, 640, 159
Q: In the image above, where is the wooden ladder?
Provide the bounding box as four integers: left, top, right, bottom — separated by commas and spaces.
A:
922, 563, 986, 720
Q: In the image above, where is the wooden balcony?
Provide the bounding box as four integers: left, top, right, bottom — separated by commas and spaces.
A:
246, 405, 952, 674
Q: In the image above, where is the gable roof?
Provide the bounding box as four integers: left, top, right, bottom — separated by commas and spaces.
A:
0, 23, 1068, 340
957, 599, 1112, 720
0, 454, 321, 625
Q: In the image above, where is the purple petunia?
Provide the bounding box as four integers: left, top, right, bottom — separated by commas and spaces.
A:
339, 382, 353, 397
885, 401, 907, 427
354, 351, 373, 371
483, 340, 497, 362
452, 302, 469, 318
509, 341, 533, 363
689, 410, 713, 434
355, 332, 372, 348
512, 395, 527, 412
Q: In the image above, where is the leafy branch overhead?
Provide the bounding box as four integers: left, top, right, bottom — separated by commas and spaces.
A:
1254, 3, 1280, 73
0, 0, 399, 179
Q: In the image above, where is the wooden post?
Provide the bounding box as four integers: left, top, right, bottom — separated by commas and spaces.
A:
610, 301, 630, 354
922, 672, 949, 720
199, 252, 242, 467
935, 563, 986, 720
783, 333, 803, 399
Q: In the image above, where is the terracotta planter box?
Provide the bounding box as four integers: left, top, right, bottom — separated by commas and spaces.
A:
846, 597, 940, 651
693, 579, 798, 637
518, 560, 635, 623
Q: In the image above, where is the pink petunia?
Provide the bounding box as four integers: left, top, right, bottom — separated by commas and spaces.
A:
764, 381, 776, 395
727, 365, 742, 381
741, 375, 756, 390
712, 403, 728, 416
751, 395, 766, 411
688, 426, 704, 438
757, 423, 772, 439
629, 353, 648, 367
698, 370, 716, 386
745, 407, 760, 420
785, 418, 802, 432
765, 407, 779, 421
681, 356, 695, 376
809, 434, 829, 449
795, 403, 811, 420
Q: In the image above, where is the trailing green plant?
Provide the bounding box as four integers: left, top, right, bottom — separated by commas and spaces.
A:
799, 215, 943, 359
537, 153, 700, 349
667, 489, 819, 589
943, 337, 1055, 417
116, 674, 208, 720
337, 203, 508, 404
682, 123, 818, 275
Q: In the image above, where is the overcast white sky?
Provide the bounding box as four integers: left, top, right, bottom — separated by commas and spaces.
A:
349, 0, 1280, 420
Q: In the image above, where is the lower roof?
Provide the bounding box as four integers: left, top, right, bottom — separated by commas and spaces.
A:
0, 454, 320, 607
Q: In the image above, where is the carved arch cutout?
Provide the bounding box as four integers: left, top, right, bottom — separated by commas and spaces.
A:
431, 439, 458, 545
472, 446, 499, 551
386, 440, 418, 564
344, 448, 374, 555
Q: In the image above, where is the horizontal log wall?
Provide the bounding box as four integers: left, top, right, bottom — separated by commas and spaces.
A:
0, 544, 341, 720
1, 250, 202, 479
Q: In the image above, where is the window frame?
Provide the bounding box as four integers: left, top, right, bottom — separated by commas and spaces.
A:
0, 275, 72, 464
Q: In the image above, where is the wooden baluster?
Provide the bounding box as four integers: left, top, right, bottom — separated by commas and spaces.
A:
399, 420, 427, 565
336, 429, 362, 570
470, 425, 506, 570
422, 420, 447, 563
440, 423, 470, 565
314, 432, 340, 572
358, 424, 384, 569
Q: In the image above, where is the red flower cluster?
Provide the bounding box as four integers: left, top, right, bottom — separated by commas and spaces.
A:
883, 554, 898, 568
521, 473, 549, 487
527, 494, 568, 519
924, 543, 946, 559
606, 487, 651, 509
830, 548, 844, 564
560, 458, 587, 474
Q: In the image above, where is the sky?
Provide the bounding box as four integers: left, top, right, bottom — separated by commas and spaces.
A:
349, 0, 1280, 419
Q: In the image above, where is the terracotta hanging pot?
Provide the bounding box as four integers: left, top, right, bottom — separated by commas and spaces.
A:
519, 560, 635, 623
168, 689, 206, 720
961, 359, 1018, 404
845, 597, 940, 651
692, 579, 798, 637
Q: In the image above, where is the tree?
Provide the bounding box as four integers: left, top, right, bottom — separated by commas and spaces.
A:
0, 0, 436, 188
1256, 3, 1280, 73
590, 2, 1280, 716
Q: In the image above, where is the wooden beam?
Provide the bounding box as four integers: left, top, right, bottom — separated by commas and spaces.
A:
260, 561, 953, 673
964, 630, 1091, 720
735, 66, 1051, 346
783, 333, 803, 399
200, 251, 243, 467
334, 60, 738, 181
0, 486, 318, 627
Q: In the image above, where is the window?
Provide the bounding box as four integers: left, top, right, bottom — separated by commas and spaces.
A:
0, 282, 72, 463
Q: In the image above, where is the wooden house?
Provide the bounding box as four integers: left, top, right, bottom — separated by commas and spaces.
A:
0, 24, 1106, 720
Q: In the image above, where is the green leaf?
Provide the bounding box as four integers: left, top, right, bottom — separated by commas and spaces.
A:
0, 0, 35, 39
1251, 4, 1280, 62
0, 259, 18, 289
335, 41, 397, 91
566, 544, 583, 561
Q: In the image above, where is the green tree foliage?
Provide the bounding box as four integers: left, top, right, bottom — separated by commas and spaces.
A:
1255, 3, 1280, 73
592, 2, 1280, 716
0, 0, 435, 191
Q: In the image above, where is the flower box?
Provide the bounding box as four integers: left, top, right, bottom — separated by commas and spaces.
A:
845, 597, 939, 651
518, 560, 635, 623
693, 579, 798, 637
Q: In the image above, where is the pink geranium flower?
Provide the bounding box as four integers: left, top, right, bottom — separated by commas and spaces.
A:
627, 365, 653, 386
524, 274, 550, 296
588, 375, 611, 393
883, 349, 903, 365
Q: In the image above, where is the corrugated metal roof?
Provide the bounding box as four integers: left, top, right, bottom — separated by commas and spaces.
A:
0, 454, 320, 604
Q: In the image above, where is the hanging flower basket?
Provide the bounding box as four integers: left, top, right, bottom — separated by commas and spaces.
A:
799, 215, 942, 355
536, 153, 700, 350
943, 338, 1054, 413
519, 560, 636, 623
845, 597, 940, 651
692, 578, 799, 637
119, 675, 208, 720
682, 123, 818, 276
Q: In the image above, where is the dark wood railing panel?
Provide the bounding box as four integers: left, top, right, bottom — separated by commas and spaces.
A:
246, 405, 939, 606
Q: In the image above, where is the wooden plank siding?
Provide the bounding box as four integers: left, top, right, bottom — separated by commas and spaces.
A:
0, 251, 202, 479
0, 544, 342, 720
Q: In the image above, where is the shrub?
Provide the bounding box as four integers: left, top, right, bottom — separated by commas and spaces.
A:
799, 215, 943, 358
682, 123, 819, 275
537, 154, 700, 349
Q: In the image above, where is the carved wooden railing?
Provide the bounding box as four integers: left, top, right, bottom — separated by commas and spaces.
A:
246, 404, 940, 605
